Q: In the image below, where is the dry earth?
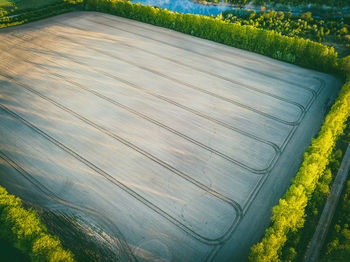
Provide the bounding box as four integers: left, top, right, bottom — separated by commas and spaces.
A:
0, 11, 342, 262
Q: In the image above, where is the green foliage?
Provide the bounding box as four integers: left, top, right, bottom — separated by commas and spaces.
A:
249, 56, 350, 262
252, 0, 349, 7
0, 0, 60, 10
220, 9, 350, 48
320, 178, 350, 262
0, 0, 340, 73
0, 237, 29, 261
0, 2, 348, 261
0, 186, 74, 261
83, 0, 338, 73
340, 55, 350, 77
279, 126, 348, 262
0, 0, 83, 29
203, 0, 247, 5
202, 0, 348, 6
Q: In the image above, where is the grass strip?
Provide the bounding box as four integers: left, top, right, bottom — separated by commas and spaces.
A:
0, 186, 75, 262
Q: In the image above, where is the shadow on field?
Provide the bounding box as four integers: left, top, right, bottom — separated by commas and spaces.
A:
23, 201, 119, 262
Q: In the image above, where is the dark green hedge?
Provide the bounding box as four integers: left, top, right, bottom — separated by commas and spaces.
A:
1, 1, 349, 261
321, 178, 350, 261
0, 0, 340, 74
253, 0, 349, 8
0, 0, 83, 29
83, 0, 338, 74
80, 2, 350, 261
279, 131, 347, 261
0, 186, 74, 262
249, 57, 350, 261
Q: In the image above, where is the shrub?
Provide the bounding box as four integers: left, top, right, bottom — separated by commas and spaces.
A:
83, 0, 339, 74
0, 2, 348, 261
0, 186, 74, 261
321, 179, 350, 262
0, 0, 83, 29
249, 56, 350, 261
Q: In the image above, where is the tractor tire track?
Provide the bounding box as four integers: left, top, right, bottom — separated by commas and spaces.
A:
99, 14, 321, 94
55, 32, 306, 126
0, 150, 136, 262
61, 20, 313, 112
0, 39, 281, 174
0, 82, 242, 245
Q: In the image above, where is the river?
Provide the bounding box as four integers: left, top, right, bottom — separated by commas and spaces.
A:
130, 0, 231, 16
130, 0, 349, 17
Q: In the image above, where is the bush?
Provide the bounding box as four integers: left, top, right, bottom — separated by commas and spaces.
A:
83, 0, 339, 74
220, 9, 350, 49
279, 125, 349, 261
253, 0, 348, 7
0, 2, 348, 261
249, 56, 350, 262
0, 0, 83, 29
321, 179, 350, 262
0, 186, 74, 261
79, 2, 349, 260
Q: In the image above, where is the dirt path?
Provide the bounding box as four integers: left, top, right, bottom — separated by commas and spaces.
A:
0, 12, 342, 261
304, 144, 350, 262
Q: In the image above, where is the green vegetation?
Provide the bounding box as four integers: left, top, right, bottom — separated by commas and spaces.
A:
84, 0, 338, 73
249, 57, 350, 261
0, 186, 75, 261
0, 237, 30, 261
0, 0, 338, 72
320, 174, 350, 262
0, 0, 83, 29
39, 211, 119, 262
72, 3, 350, 260
279, 120, 350, 261
220, 9, 349, 56
0, 1, 349, 261
197, 0, 248, 5
199, 0, 349, 7
253, 0, 349, 8
0, 0, 60, 10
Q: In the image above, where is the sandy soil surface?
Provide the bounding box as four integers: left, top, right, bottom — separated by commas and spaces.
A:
0, 12, 342, 261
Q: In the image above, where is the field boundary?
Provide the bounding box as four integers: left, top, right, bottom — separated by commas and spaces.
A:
0, 1, 349, 261
0, 75, 242, 245
0, 183, 75, 261
0, 150, 135, 261
304, 144, 350, 262
249, 74, 350, 261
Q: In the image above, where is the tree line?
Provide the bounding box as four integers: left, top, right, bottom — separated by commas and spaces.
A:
249, 56, 350, 261
0, 0, 340, 73
198, 0, 349, 7
266, 115, 350, 261
253, 0, 349, 7
220, 9, 349, 56
0, 1, 349, 261
75, 2, 350, 261
0, 186, 75, 261
320, 177, 350, 261
84, 0, 338, 73
0, 1, 83, 29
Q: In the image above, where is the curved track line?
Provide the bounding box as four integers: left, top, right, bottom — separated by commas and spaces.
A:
98, 14, 320, 95
0, 14, 328, 262
208, 78, 326, 261
0, 86, 242, 245
0, 47, 279, 174
241, 77, 325, 212
59, 21, 311, 113
55, 32, 305, 126
0, 40, 281, 173
0, 151, 135, 262
14, 20, 304, 127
